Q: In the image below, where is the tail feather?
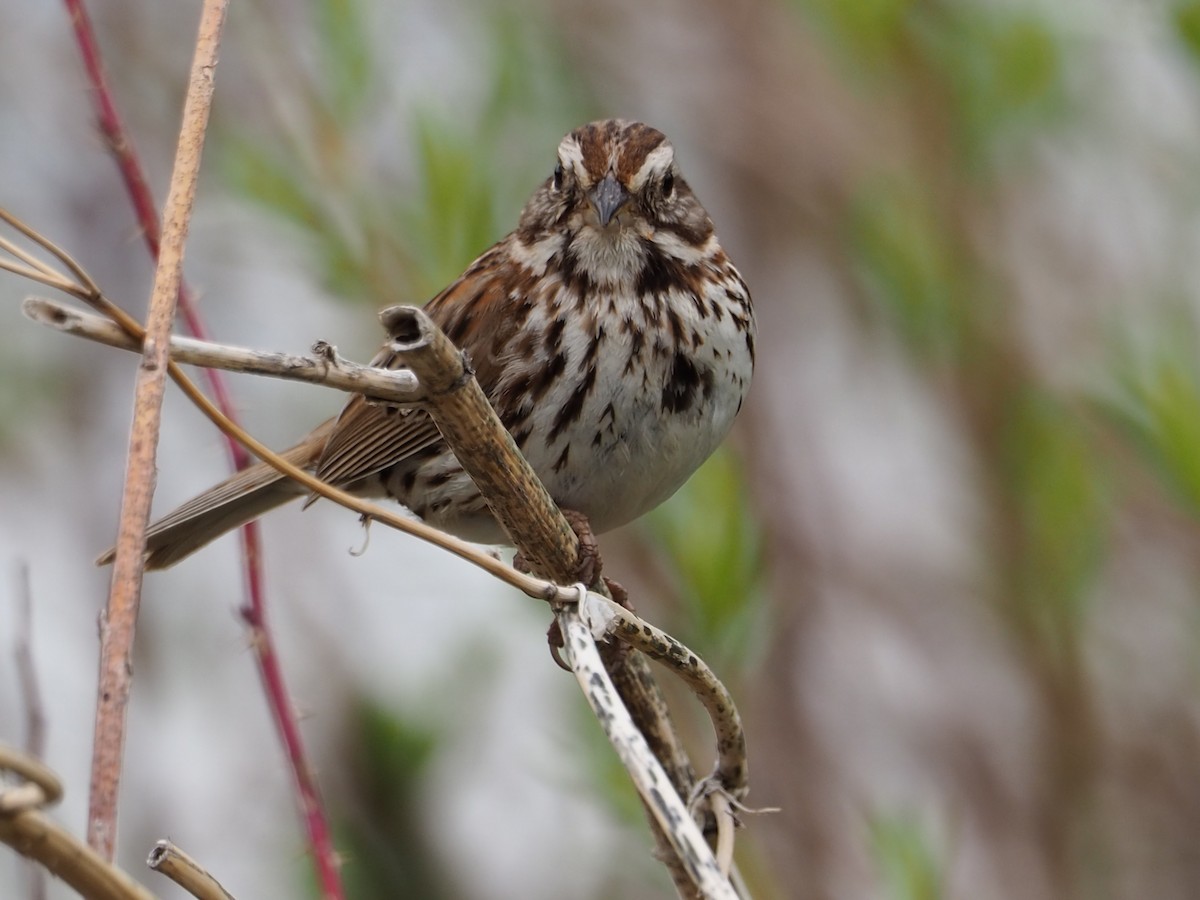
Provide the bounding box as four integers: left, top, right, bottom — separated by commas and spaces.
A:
97, 427, 329, 570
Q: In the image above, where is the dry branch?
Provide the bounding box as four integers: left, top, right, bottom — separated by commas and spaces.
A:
88, 0, 229, 859
562, 587, 739, 899
0, 745, 154, 900
148, 841, 236, 900
24, 297, 423, 406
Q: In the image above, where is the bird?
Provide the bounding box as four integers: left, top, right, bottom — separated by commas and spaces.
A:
103, 119, 755, 571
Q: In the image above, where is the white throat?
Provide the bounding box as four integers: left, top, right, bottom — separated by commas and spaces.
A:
572, 221, 646, 286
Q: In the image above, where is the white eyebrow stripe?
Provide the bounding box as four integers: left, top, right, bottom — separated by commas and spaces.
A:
630, 144, 675, 191
557, 137, 587, 183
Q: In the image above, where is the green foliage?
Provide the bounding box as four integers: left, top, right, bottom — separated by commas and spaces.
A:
219, 2, 595, 310
796, 0, 1063, 166
482, 6, 599, 136
393, 8, 599, 297
0, 346, 67, 445
912, 7, 1062, 164
793, 0, 917, 69
392, 114, 507, 299
646, 447, 766, 665
849, 175, 970, 362
221, 137, 372, 300
332, 701, 452, 900
1108, 324, 1200, 518
870, 814, 944, 900
310, 0, 374, 124
1174, 0, 1200, 64
999, 389, 1109, 648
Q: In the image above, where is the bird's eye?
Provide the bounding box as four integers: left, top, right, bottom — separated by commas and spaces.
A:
552, 163, 564, 191
661, 171, 675, 198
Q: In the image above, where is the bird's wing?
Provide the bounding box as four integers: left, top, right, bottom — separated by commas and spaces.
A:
312, 384, 443, 488
313, 242, 521, 488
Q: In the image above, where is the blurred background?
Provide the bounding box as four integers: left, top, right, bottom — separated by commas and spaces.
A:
3, 0, 1200, 897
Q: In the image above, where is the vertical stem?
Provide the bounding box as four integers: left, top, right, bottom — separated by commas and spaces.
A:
87, 0, 229, 859
64, 5, 346, 892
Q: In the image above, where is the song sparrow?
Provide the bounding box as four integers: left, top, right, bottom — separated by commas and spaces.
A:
109, 119, 755, 570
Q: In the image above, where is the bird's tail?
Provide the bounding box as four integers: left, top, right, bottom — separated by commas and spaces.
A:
96, 427, 330, 571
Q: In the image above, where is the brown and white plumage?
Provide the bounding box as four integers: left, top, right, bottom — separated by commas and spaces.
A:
113, 119, 755, 570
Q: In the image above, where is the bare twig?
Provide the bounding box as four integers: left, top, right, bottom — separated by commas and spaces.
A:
561, 587, 737, 899
12, 294, 560, 597
0, 813, 156, 900
378, 305, 585, 573
88, 0, 229, 861
0, 745, 153, 900
709, 793, 737, 878
605, 602, 748, 798
148, 841, 237, 900
24, 297, 423, 405
0, 746, 61, 809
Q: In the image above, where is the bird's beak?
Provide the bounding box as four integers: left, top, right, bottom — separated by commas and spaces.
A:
589, 175, 628, 227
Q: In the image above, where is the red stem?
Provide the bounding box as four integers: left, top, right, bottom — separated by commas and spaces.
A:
63, 2, 344, 896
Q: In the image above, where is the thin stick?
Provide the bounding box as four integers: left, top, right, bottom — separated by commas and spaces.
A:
0, 810, 157, 900
87, 0, 228, 861
605, 602, 748, 798
0, 745, 151, 900
379, 305, 584, 574
59, 0, 253, 468
560, 589, 737, 900
0, 207, 102, 298
24, 297, 423, 405
148, 840, 237, 900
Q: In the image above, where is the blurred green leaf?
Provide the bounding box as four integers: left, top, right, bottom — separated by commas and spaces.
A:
0, 348, 68, 444
1174, 0, 1200, 64
222, 138, 325, 231
311, 0, 373, 123
1000, 390, 1108, 645
356, 699, 440, 777
482, 7, 600, 136
646, 447, 766, 663
220, 136, 372, 300
796, 0, 1062, 165
218, 5, 592, 313
332, 701, 452, 900
393, 113, 504, 298
870, 814, 944, 900
849, 175, 969, 362
1108, 328, 1200, 517
913, 7, 1062, 164
792, 0, 916, 69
